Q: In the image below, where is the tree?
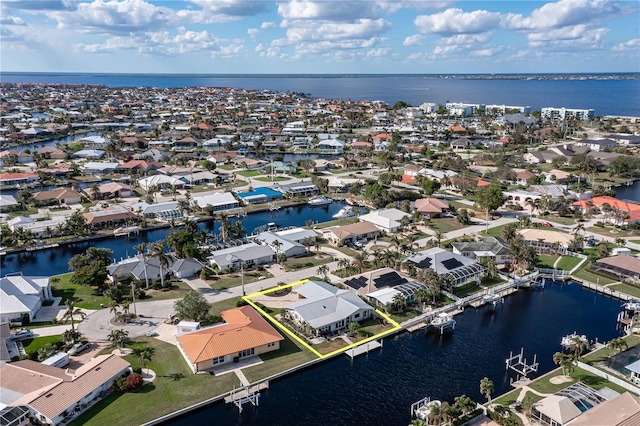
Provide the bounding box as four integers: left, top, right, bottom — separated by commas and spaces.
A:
60, 300, 86, 331
607, 337, 628, 362
108, 300, 120, 321
150, 241, 171, 288
474, 182, 506, 233
569, 335, 588, 359
137, 347, 154, 375
553, 351, 576, 376
480, 377, 494, 402
68, 247, 113, 290
351, 250, 368, 274
125, 373, 143, 391
107, 329, 129, 350
174, 290, 210, 322
456, 208, 473, 225
134, 242, 150, 290
62, 329, 82, 345
317, 264, 330, 281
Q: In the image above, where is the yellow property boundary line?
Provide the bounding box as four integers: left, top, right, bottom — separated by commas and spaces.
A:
243, 279, 402, 359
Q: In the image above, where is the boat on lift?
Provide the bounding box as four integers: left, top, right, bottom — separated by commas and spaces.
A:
332, 205, 357, 219
623, 299, 640, 311
482, 291, 502, 304
308, 196, 332, 206
430, 313, 456, 334
561, 332, 589, 350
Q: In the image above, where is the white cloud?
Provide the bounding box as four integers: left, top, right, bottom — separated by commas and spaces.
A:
527, 25, 609, 49
613, 38, 640, 51
414, 8, 501, 35
186, 0, 269, 16
502, 0, 624, 31
247, 28, 259, 39
0, 15, 26, 25
283, 18, 391, 43
261, 21, 276, 29
278, 0, 392, 21
403, 34, 424, 46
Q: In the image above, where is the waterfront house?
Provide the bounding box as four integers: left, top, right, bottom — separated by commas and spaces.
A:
130, 201, 182, 220
414, 198, 450, 218
32, 188, 83, 206
0, 149, 33, 166
404, 247, 486, 288
0, 354, 130, 425
518, 228, 576, 254
115, 160, 162, 174
317, 138, 345, 151
83, 205, 137, 229
137, 175, 185, 192
592, 254, 640, 283
572, 196, 640, 225
344, 268, 428, 307
170, 258, 204, 279
324, 221, 380, 245
94, 182, 133, 200
191, 192, 239, 212
531, 394, 582, 426
236, 187, 283, 205
208, 243, 275, 272
569, 392, 640, 425
271, 181, 318, 198
81, 162, 119, 175
107, 255, 174, 283
451, 236, 512, 265
358, 208, 411, 233
282, 281, 374, 337
178, 171, 218, 186
256, 232, 307, 258
176, 306, 283, 373
0, 172, 38, 187
37, 146, 67, 160
6, 216, 66, 239
0, 275, 52, 323
74, 149, 105, 160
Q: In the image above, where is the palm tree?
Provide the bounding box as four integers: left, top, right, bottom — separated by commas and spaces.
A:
572, 221, 585, 236
607, 337, 628, 363
270, 239, 282, 254
428, 403, 441, 426
434, 230, 444, 248
62, 329, 82, 345
60, 300, 86, 331
108, 300, 120, 321
553, 351, 576, 376
351, 250, 368, 274
392, 292, 406, 312
615, 237, 626, 247
107, 329, 129, 351
133, 242, 150, 290
480, 377, 494, 402
317, 264, 330, 281
137, 347, 154, 375
150, 241, 171, 288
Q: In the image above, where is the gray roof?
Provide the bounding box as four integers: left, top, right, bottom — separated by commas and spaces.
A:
285, 281, 373, 329
170, 258, 204, 274
405, 247, 486, 280
208, 243, 274, 269
451, 236, 510, 256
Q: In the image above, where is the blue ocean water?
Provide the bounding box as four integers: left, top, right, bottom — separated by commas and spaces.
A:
2, 73, 639, 116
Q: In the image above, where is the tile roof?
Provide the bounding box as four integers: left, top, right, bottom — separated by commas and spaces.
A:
177, 306, 283, 363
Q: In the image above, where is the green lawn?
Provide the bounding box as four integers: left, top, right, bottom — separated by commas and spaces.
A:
427, 218, 467, 234
140, 281, 193, 302
572, 264, 617, 285
610, 283, 640, 299
22, 335, 62, 359
243, 331, 317, 383
236, 169, 263, 177
390, 309, 422, 324
527, 366, 631, 396
51, 273, 111, 310
556, 256, 583, 271
536, 254, 558, 269
313, 217, 359, 229
284, 253, 332, 272
631, 240, 640, 245
73, 338, 241, 426
481, 276, 507, 287
313, 339, 350, 355
453, 282, 482, 298
587, 226, 640, 238
492, 388, 522, 406
254, 176, 289, 182
207, 269, 273, 291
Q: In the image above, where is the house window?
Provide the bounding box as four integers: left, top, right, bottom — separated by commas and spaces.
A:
354, 313, 360, 319
267, 342, 276, 348
212, 356, 225, 365
239, 348, 255, 358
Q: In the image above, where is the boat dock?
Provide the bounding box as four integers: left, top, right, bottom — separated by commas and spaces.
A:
505, 348, 539, 378
224, 381, 269, 412
345, 340, 383, 359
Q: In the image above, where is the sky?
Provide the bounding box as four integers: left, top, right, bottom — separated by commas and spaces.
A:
1, 0, 639, 74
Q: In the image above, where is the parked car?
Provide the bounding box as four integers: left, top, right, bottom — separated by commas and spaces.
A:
11, 328, 33, 340
68, 341, 89, 356
541, 222, 553, 227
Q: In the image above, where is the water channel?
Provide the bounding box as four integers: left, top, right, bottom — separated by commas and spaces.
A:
165, 281, 624, 426
0, 201, 353, 276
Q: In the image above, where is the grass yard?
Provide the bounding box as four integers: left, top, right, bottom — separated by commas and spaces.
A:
572, 265, 618, 285
536, 254, 558, 269
587, 226, 640, 238
243, 332, 317, 383
22, 335, 62, 358
481, 276, 507, 287
73, 338, 241, 426
610, 283, 640, 299
51, 273, 111, 310
556, 256, 583, 271
323, 244, 359, 258
313, 217, 359, 229
631, 240, 640, 245
313, 338, 350, 355
207, 269, 273, 291
427, 218, 467, 234
453, 282, 482, 298
492, 388, 522, 406
141, 281, 193, 301
254, 176, 290, 182
236, 169, 263, 177
527, 366, 631, 396
283, 253, 332, 272
390, 309, 422, 324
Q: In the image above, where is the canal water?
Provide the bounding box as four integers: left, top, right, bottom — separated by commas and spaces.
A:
614, 179, 640, 203
0, 201, 354, 276
166, 282, 624, 426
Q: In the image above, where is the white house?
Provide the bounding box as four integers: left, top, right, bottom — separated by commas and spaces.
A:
0, 276, 53, 323
358, 208, 411, 233
192, 192, 239, 212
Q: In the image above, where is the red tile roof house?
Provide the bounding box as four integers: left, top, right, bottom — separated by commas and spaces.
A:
402, 164, 420, 183
415, 198, 450, 218
0, 172, 39, 186
32, 188, 83, 206
0, 354, 130, 425
572, 196, 640, 225
176, 306, 284, 373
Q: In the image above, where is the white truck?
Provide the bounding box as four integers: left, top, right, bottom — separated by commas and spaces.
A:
41, 352, 70, 368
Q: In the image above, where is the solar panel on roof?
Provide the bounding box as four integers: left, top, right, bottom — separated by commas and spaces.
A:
442, 258, 464, 270
344, 276, 368, 289
415, 258, 432, 269
376, 272, 408, 288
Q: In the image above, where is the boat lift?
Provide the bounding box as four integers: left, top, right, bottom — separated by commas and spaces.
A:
506, 348, 539, 378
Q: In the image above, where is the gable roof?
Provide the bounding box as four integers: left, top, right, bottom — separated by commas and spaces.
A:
415, 198, 449, 214
570, 392, 640, 426
177, 306, 283, 363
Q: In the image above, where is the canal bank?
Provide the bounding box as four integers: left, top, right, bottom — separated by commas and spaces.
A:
153, 281, 625, 426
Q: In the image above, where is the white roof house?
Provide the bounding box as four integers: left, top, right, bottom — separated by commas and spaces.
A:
137, 175, 184, 191
256, 232, 307, 258
358, 208, 411, 233
284, 281, 374, 336
208, 243, 274, 271
0, 195, 18, 211
404, 247, 486, 287
192, 192, 239, 211
274, 228, 317, 244
0, 276, 52, 323
6, 216, 66, 238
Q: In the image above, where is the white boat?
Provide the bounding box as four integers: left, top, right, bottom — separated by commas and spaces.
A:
332, 206, 356, 219
482, 292, 502, 304
308, 196, 332, 206
430, 313, 456, 330
624, 299, 640, 311
266, 222, 279, 232
414, 400, 441, 420
346, 198, 359, 206
114, 226, 140, 237
561, 332, 589, 349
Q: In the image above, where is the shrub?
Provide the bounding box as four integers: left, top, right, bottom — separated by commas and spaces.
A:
133, 367, 142, 375
115, 377, 127, 391
236, 299, 249, 307
125, 373, 143, 391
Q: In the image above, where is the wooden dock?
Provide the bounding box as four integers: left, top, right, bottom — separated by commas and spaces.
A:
345, 340, 382, 359
224, 382, 269, 412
